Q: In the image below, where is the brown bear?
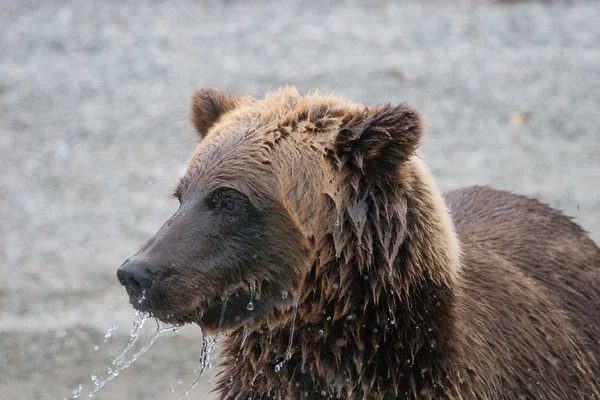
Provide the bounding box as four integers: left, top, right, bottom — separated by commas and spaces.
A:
117, 87, 600, 399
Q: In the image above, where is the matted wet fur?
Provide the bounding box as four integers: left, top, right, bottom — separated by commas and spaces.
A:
117, 87, 600, 399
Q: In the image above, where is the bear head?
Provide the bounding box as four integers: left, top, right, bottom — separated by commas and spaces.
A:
117, 87, 422, 333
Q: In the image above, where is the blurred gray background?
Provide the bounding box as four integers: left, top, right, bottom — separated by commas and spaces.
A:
1, 0, 599, 399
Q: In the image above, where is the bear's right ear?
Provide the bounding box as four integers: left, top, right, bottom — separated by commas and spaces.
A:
189, 88, 237, 138
333, 103, 422, 182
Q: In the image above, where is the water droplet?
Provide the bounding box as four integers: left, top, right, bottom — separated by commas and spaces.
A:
274, 363, 282, 372
281, 291, 288, 299
170, 387, 175, 393
104, 328, 112, 338
178, 380, 183, 385
334, 216, 340, 227
111, 322, 118, 330
326, 316, 332, 321
90, 375, 97, 382
93, 345, 99, 352
72, 383, 83, 398
318, 329, 324, 335
390, 320, 396, 325
363, 275, 369, 280
389, 289, 394, 294
247, 302, 254, 311
321, 391, 327, 396
332, 283, 339, 290
335, 338, 345, 347
105, 366, 112, 375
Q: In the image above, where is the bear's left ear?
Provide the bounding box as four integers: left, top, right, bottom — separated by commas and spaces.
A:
189, 88, 238, 139
334, 104, 422, 180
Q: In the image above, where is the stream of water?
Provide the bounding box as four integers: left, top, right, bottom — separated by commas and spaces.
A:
89, 314, 178, 397
175, 299, 228, 399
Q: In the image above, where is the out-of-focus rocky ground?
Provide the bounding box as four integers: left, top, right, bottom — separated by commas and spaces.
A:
1, 1, 598, 399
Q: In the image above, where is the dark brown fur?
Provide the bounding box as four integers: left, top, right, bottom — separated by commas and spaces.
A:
118, 87, 600, 399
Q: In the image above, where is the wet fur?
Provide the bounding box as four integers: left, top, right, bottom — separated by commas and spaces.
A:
209, 89, 600, 399
124, 87, 600, 399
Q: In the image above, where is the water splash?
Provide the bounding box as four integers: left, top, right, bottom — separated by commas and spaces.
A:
88, 313, 176, 397
176, 299, 228, 399
70, 312, 147, 398
113, 311, 148, 366
72, 383, 82, 398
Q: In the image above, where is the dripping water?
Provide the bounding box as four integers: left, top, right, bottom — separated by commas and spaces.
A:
70, 311, 146, 397
137, 289, 146, 304
176, 299, 228, 399
247, 285, 255, 311
88, 315, 176, 397
233, 324, 249, 367
217, 297, 228, 328
275, 293, 300, 372
113, 311, 147, 366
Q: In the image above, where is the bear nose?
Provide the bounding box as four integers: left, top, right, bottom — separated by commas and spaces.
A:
117, 258, 155, 297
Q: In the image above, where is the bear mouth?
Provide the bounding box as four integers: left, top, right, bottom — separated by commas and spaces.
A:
126, 280, 290, 333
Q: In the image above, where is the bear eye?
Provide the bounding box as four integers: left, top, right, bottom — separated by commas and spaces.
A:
210, 188, 248, 213
224, 201, 239, 212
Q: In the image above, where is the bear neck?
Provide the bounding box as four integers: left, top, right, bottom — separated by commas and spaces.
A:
217, 156, 463, 399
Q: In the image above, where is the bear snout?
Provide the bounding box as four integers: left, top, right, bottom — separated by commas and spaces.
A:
117, 258, 156, 300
